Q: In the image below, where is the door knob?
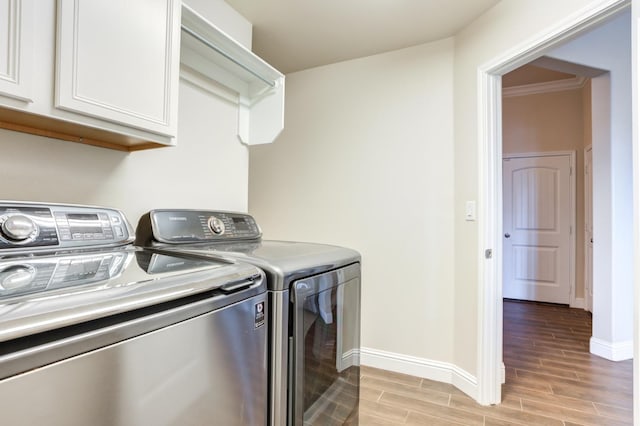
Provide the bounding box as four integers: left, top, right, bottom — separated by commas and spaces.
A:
504, 233, 511, 238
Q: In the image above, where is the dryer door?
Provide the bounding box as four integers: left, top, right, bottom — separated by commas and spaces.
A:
291, 263, 361, 425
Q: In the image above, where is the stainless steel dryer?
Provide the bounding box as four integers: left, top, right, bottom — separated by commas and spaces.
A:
0, 202, 268, 426
136, 210, 361, 426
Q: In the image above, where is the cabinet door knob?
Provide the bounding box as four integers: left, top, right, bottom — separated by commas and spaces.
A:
504, 233, 511, 238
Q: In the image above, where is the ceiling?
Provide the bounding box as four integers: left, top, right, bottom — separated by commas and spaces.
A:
503, 64, 577, 88
224, 0, 501, 74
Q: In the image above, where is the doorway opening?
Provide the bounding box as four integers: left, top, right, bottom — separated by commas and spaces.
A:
476, 0, 634, 409
498, 59, 633, 421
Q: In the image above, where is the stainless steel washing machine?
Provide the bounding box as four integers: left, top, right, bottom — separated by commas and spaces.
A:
136, 209, 361, 426
0, 202, 268, 426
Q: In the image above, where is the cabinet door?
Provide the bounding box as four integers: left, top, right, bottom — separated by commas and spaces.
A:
55, 0, 180, 137
0, 0, 34, 102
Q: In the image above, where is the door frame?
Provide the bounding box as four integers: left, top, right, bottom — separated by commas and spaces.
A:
502, 151, 577, 306
584, 145, 594, 312
475, 0, 631, 406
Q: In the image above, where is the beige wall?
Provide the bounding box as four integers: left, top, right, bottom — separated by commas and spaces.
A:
249, 39, 456, 364
503, 89, 586, 153
502, 87, 588, 300
0, 0, 252, 224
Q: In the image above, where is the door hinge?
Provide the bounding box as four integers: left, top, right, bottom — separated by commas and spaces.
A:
485, 249, 493, 259
570, 167, 572, 176
570, 226, 572, 235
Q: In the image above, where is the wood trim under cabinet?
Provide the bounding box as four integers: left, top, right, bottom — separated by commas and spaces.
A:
0, 108, 169, 152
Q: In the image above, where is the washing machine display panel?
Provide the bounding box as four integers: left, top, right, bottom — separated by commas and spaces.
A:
151, 210, 261, 243
67, 214, 103, 234
55, 212, 116, 242
0, 202, 132, 251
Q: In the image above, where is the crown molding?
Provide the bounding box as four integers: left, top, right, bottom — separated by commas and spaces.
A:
503, 76, 587, 98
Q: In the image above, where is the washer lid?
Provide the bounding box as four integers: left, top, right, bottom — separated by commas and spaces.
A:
0, 246, 263, 342
147, 240, 361, 291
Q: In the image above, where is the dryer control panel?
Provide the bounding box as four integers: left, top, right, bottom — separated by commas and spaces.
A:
0, 202, 134, 252
148, 210, 261, 244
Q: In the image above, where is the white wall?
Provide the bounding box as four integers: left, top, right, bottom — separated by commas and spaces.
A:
0, 0, 252, 225
544, 11, 633, 360
249, 39, 457, 372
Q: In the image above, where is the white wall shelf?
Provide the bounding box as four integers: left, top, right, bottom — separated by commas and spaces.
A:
180, 4, 285, 145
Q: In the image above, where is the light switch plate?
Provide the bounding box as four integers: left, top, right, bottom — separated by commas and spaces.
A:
465, 201, 476, 221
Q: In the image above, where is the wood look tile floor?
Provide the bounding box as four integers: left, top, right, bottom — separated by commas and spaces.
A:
358, 300, 633, 425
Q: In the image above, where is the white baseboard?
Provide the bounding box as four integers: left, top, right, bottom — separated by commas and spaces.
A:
590, 337, 633, 361
570, 297, 585, 309
360, 347, 478, 401
338, 349, 358, 372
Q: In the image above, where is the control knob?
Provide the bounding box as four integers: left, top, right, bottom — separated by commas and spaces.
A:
0, 265, 36, 290
1, 215, 37, 242
207, 216, 225, 235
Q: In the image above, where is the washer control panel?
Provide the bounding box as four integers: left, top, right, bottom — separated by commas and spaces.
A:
0, 202, 133, 251
149, 210, 261, 243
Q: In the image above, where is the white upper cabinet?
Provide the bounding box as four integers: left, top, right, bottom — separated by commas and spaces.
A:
0, 0, 34, 102
55, 0, 180, 138
0, 0, 180, 151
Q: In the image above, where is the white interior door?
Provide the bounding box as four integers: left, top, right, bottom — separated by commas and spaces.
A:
584, 146, 593, 312
503, 153, 574, 304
